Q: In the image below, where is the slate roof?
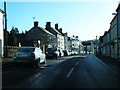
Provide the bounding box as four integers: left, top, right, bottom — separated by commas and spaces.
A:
39, 26, 55, 36
51, 27, 62, 35
27, 26, 55, 36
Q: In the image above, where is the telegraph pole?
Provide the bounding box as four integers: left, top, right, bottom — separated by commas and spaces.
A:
4, 1, 8, 57
96, 36, 97, 55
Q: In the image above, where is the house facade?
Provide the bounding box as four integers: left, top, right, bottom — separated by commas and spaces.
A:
16, 21, 84, 54
102, 31, 110, 56
99, 16, 118, 58
63, 32, 69, 50
26, 21, 56, 53
110, 16, 118, 58
45, 22, 64, 50
0, 9, 4, 57
69, 36, 83, 53
116, 4, 120, 58
99, 3, 120, 59
63, 33, 72, 50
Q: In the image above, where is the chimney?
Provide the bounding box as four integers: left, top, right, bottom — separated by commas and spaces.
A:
55, 23, 58, 30
58, 28, 62, 33
34, 21, 38, 27
46, 22, 51, 30
76, 36, 78, 38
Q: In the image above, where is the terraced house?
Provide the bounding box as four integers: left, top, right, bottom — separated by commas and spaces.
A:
99, 3, 120, 59
110, 15, 118, 58
102, 30, 110, 56
116, 4, 120, 58
16, 21, 65, 53
45, 22, 64, 50
26, 21, 56, 53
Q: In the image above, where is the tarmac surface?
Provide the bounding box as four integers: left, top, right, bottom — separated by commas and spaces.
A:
96, 55, 120, 73
2, 54, 120, 88
1, 54, 120, 72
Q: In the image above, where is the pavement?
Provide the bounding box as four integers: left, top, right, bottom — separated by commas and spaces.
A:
2, 57, 13, 65
96, 55, 120, 72
1, 55, 120, 70
1, 54, 85, 65
1, 57, 65, 67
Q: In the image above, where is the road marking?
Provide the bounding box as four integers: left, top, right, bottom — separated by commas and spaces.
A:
38, 73, 41, 76
66, 67, 74, 78
74, 56, 86, 58
75, 61, 79, 66
96, 57, 119, 74
35, 73, 41, 77
35, 75, 39, 77
40, 66, 48, 69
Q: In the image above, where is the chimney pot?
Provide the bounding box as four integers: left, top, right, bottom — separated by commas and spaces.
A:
55, 23, 58, 30
59, 28, 62, 33
34, 21, 38, 27
46, 22, 51, 30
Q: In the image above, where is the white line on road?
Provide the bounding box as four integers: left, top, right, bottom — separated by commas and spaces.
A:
75, 61, 79, 66
96, 57, 120, 74
35, 73, 41, 77
66, 67, 74, 78
74, 56, 86, 58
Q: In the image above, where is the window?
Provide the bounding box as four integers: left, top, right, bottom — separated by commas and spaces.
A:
18, 48, 35, 52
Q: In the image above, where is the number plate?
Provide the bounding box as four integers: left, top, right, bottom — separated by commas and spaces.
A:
18, 54, 28, 56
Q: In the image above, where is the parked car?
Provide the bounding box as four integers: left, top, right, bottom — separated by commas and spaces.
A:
58, 48, 64, 57
73, 51, 79, 55
63, 50, 70, 56
13, 46, 46, 66
68, 50, 74, 55
46, 47, 64, 59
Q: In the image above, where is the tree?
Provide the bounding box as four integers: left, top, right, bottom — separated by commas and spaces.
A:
82, 40, 95, 54
8, 27, 18, 46
14, 27, 19, 34
82, 39, 99, 54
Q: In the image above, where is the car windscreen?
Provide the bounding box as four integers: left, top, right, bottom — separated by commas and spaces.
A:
17, 48, 35, 53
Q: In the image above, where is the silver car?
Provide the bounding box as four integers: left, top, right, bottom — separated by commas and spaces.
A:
13, 47, 46, 66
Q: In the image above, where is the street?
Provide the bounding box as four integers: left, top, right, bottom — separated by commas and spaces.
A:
2, 54, 120, 88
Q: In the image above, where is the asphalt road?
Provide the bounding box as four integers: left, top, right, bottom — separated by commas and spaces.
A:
2, 54, 120, 88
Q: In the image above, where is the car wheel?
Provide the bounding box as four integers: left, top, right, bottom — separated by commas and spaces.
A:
42, 58, 46, 64
14, 62, 20, 66
60, 53, 61, 57
35, 58, 40, 67
55, 55, 58, 59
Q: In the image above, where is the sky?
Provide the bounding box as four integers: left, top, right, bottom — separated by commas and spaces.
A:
0, 0, 120, 41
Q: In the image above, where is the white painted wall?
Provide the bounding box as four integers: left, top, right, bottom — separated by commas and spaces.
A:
0, 11, 4, 57
57, 34, 64, 50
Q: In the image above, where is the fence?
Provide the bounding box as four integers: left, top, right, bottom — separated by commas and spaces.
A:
4, 46, 19, 57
